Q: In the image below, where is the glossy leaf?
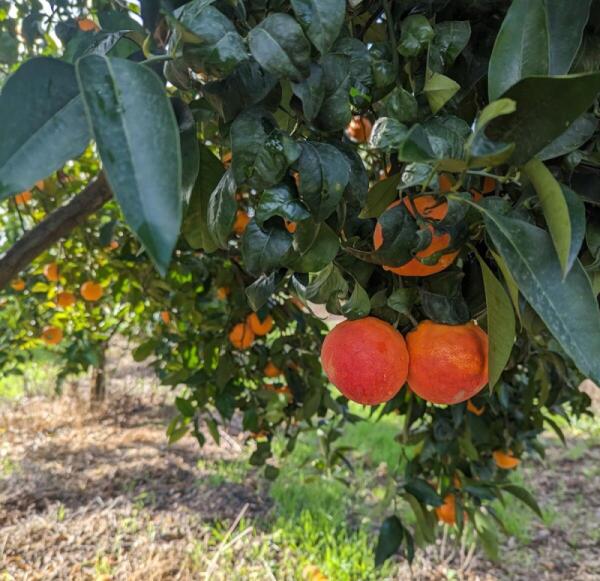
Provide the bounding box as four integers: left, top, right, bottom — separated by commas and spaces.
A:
501, 484, 543, 519
523, 159, 585, 275
183, 144, 224, 252
291, 63, 325, 122
487, 73, 600, 165
0, 58, 90, 199
256, 183, 310, 224
475, 253, 516, 389
340, 280, 370, 319
537, 113, 597, 161
428, 21, 471, 72
479, 202, 600, 384
207, 170, 237, 248
404, 478, 443, 507
488, 0, 548, 101
374, 516, 404, 566
248, 14, 311, 82
423, 71, 460, 114
241, 220, 293, 275
359, 173, 401, 219
369, 118, 408, 150
77, 56, 182, 275
290, 0, 345, 55
246, 271, 283, 311
286, 219, 340, 273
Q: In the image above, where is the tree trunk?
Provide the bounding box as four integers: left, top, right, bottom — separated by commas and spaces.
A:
90, 343, 107, 408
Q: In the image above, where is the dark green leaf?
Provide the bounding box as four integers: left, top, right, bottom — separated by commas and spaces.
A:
306, 264, 348, 303
404, 478, 443, 507
175, 397, 196, 418
398, 14, 434, 57
379, 87, 418, 124
286, 219, 340, 273
296, 141, 350, 221
537, 113, 597, 160
183, 144, 224, 251
501, 484, 544, 519
77, 56, 182, 275
359, 173, 401, 219
375, 516, 404, 566
291, 0, 345, 55
488, 0, 549, 101
291, 63, 325, 121
133, 339, 159, 362
387, 288, 418, 315
246, 271, 283, 311
231, 108, 301, 189
340, 281, 370, 319
478, 202, 600, 384
428, 21, 471, 72
369, 117, 408, 150
375, 203, 419, 267
487, 73, 600, 165
475, 253, 516, 388
248, 14, 311, 82
0, 58, 90, 199
207, 170, 237, 248
316, 53, 352, 132
241, 220, 293, 275
420, 288, 470, 325
255, 183, 310, 224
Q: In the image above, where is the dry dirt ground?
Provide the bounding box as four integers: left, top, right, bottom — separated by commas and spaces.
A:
0, 381, 599, 580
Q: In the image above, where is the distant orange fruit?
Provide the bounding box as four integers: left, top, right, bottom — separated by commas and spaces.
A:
160, 311, 171, 324
482, 176, 497, 194
247, 313, 273, 336
284, 219, 297, 234
216, 286, 230, 300
438, 174, 454, 193
406, 320, 489, 405
35, 180, 45, 191
107, 240, 119, 251
228, 322, 255, 350
80, 281, 103, 302
78, 18, 99, 31
467, 399, 485, 416
373, 199, 459, 277
11, 278, 25, 292
41, 326, 63, 346
346, 115, 373, 143
15, 191, 32, 205
56, 291, 76, 308
435, 494, 456, 525
222, 151, 232, 167
43, 262, 59, 282
264, 361, 282, 377
493, 450, 520, 469
233, 210, 250, 235
321, 317, 409, 405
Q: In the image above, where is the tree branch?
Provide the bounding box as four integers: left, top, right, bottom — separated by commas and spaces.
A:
0, 174, 113, 290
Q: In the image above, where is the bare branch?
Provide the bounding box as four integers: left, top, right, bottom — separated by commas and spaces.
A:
0, 174, 113, 290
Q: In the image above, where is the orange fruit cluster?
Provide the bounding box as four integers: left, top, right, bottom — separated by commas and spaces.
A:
228, 313, 274, 350
321, 318, 489, 407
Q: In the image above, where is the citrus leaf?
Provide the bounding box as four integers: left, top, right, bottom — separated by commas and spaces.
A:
536, 113, 597, 161
359, 173, 402, 219
241, 220, 293, 275
290, 0, 345, 55
77, 55, 182, 276
374, 516, 404, 566
501, 484, 543, 519
488, 0, 549, 101
478, 201, 600, 384
423, 71, 460, 114
523, 159, 585, 275
475, 252, 516, 389
0, 58, 90, 199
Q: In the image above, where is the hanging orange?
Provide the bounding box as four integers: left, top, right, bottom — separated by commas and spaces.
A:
216, 286, 230, 300
11, 278, 26, 292
56, 291, 76, 308
233, 210, 250, 235
264, 361, 282, 377
435, 494, 456, 525
228, 322, 255, 350
80, 281, 103, 302
247, 313, 274, 336
15, 191, 32, 205
43, 262, 59, 282
160, 311, 171, 324
493, 450, 520, 469
41, 326, 63, 346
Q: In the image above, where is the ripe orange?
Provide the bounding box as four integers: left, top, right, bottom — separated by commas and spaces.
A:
264, 361, 282, 377
80, 281, 103, 302
228, 322, 255, 350
216, 286, 230, 300
56, 291, 76, 308
43, 262, 59, 282
78, 18, 99, 31
222, 151, 232, 167
284, 219, 297, 234
41, 326, 63, 346
438, 174, 454, 194
107, 240, 119, 251
373, 199, 459, 277
467, 399, 485, 416
247, 313, 273, 336
435, 494, 456, 525
160, 311, 171, 324
406, 320, 489, 405
11, 278, 25, 292
233, 210, 250, 235
346, 115, 373, 143
493, 450, 520, 469
15, 191, 32, 205
321, 317, 409, 405
482, 176, 497, 194
35, 180, 45, 191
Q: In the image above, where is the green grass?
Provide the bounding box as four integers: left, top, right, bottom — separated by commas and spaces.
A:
0, 358, 58, 400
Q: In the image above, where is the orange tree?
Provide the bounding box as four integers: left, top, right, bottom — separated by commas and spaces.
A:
1, 0, 600, 564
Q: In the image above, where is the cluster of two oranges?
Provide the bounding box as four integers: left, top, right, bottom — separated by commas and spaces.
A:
228, 312, 274, 349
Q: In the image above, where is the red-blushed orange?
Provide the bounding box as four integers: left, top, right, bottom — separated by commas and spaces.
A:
320, 317, 409, 405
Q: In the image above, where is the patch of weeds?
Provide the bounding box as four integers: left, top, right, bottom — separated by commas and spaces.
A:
56, 503, 66, 522
196, 458, 248, 487
1, 457, 19, 477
